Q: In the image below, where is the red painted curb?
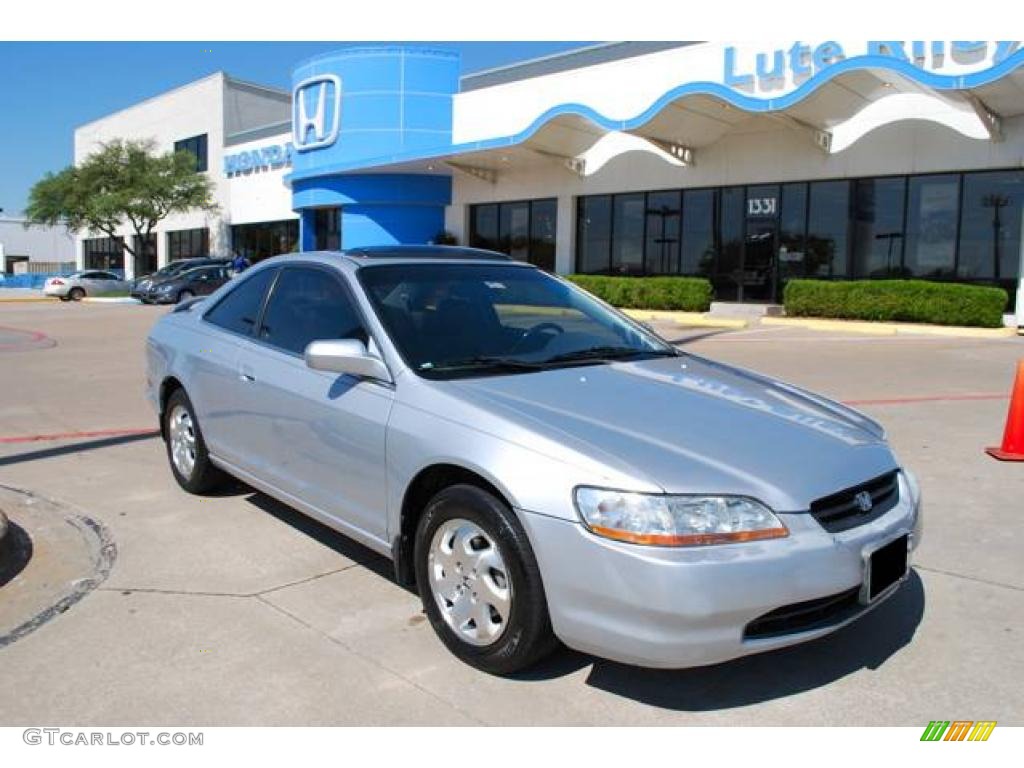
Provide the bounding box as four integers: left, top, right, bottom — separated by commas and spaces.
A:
0, 325, 53, 350
0, 428, 159, 445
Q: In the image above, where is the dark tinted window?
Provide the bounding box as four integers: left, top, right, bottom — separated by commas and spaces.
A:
807, 180, 850, 277
577, 195, 612, 273
167, 228, 210, 261
958, 170, 1024, 282
645, 190, 681, 274
258, 267, 367, 355
852, 177, 906, 278
231, 219, 299, 263
714, 187, 745, 297
314, 208, 341, 251
204, 268, 276, 336
499, 201, 530, 261
681, 189, 714, 276
174, 134, 208, 172
469, 204, 499, 251
905, 174, 958, 278
83, 237, 125, 271
779, 182, 808, 281
529, 198, 557, 272
469, 199, 557, 270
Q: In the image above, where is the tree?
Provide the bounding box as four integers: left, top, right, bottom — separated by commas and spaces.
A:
25, 139, 218, 265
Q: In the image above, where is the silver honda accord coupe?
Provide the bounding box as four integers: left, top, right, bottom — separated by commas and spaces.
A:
145, 246, 922, 675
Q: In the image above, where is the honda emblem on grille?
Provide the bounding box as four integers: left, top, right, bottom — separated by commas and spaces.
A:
855, 490, 874, 513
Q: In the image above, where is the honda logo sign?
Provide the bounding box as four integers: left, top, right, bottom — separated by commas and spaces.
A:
292, 74, 341, 151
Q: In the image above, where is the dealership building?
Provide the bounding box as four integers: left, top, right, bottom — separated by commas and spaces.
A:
73, 40, 1024, 315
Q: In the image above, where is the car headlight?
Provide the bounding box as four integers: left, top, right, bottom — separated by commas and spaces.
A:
156, 283, 175, 292
574, 487, 788, 547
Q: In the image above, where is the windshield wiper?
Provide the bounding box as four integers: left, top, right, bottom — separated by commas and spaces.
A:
423, 356, 543, 374
540, 346, 678, 366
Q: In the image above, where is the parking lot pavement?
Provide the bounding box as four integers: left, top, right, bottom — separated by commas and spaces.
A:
1, 301, 1022, 725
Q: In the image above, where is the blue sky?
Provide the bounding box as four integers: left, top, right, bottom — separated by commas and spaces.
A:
0, 42, 594, 215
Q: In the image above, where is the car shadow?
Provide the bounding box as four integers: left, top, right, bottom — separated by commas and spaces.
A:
522, 569, 925, 710
242, 489, 415, 594
239, 486, 925, 710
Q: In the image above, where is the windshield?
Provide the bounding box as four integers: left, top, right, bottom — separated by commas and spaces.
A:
358, 263, 677, 379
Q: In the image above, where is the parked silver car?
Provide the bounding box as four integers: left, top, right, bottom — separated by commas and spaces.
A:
43, 270, 132, 301
145, 247, 922, 674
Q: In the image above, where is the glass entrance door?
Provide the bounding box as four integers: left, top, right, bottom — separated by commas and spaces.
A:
743, 221, 777, 302
743, 185, 780, 302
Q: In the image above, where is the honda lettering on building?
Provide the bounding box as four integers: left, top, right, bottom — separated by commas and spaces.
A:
292, 74, 341, 151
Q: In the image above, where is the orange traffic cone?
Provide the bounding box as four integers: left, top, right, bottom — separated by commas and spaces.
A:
986, 360, 1024, 461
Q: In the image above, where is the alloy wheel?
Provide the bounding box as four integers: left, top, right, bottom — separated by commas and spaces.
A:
168, 404, 197, 479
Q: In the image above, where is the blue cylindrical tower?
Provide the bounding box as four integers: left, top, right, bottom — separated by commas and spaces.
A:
288, 46, 459, 250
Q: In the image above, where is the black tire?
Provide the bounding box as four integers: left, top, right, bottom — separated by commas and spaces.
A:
163, 387, 226, 494
68, 287, 85, 301
414, 484, 558, 675
177, 290, 194, 304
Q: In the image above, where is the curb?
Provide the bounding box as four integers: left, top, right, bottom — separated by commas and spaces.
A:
622, 309, 749, 329
82, 297, 141, 304
761, 316, 1018, 339
0, 297, 56, 304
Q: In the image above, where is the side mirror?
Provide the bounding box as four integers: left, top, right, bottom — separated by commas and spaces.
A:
304, 339, 392, 383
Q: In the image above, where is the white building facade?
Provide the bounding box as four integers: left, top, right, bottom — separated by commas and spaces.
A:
0, 216, 75, 277
73, 41, 1024, 317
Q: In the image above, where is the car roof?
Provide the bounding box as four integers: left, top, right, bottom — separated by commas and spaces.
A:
344, 245, 513, 262
177, 264, 224, 276
255, 245, 536, 272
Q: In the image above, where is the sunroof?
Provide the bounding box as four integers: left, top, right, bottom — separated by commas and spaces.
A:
344, 246, 513, 261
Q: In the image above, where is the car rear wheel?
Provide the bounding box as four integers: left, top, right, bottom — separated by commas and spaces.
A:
164, 388, 225, 494
68, 287, 85, 301
414, 484, 558, 675
177, 289, 194, 304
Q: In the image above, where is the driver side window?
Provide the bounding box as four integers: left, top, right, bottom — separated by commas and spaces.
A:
258, 267, 368, 356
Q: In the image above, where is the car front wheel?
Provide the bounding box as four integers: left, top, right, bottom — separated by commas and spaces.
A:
177, 289, 194, 304
164, 388, 225, 494
414, 484, 558, 675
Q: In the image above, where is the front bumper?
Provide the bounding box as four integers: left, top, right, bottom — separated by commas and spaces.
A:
139, 291, 174, 304
518, 473, 921, 668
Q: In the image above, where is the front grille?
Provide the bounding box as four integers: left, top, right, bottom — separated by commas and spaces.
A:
810, 471, 899, 533
743, 586, 862, 640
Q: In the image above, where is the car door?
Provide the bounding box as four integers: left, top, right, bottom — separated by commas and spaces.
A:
236, 264, 394, 543
78, 271, 105, 295
191, 267, 220, 296
193, 266, 279, 471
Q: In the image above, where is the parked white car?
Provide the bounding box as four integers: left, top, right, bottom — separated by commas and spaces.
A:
43, 270, 132, 301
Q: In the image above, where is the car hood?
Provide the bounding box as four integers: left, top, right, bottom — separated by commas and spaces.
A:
448, 355, 897, 512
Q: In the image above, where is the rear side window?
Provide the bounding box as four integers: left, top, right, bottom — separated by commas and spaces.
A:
204, 268, 276, 336
257, 267, 367, 355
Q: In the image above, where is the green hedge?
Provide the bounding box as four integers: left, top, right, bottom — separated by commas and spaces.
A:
567, 275, 713, 312
784, 279, 1008, 328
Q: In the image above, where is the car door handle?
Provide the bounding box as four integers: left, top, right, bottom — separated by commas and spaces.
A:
238, 365, 256, 383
